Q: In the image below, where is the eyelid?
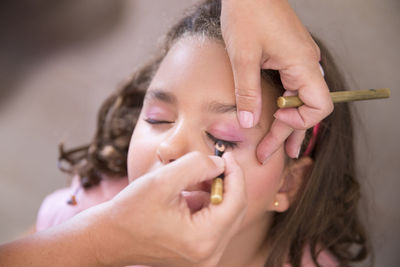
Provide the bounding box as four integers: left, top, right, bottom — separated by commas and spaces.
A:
208, 125, 245, 143
144, 118, 174, 124
206, 132, 238, 149
143, 103, 175, 124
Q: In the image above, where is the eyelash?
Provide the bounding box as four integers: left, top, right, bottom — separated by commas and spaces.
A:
206, 132, 238, 149
144, 118, 238, 149
144, 118, 174, 124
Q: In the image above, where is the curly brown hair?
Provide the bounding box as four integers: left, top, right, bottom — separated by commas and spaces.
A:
58, 0, 369, 266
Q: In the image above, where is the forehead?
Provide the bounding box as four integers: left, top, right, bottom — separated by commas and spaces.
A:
148, 36, 278, 128
149, 36, 236, 101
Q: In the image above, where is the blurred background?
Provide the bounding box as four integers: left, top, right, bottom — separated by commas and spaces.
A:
0, 0, 398, 265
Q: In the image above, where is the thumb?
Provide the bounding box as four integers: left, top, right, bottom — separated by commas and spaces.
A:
229, 49, 263, 129
203, 152, 247, 228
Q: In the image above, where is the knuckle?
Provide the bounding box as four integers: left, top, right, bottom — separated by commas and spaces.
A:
303, 113, 323, 129
149, 169, 165, 185
306, 41, 321, 61
187, 151, 205, 164
268, 129, 284, 146
232, 49, 258, 66
303, 120, 314, 129
303, 115, 318, 129
197, 240, 215, 261
188, 151, 211, 171
313, 42, 321, 60
298, 41, 320, 62
153, 170, 171, 192
235, 87, 258, 99
185, 238, 215, 263
317, 101, 333, 120
235, 88, 260, 109
326, 101, 334, 114
194, 151, 209, 165
189, 150, 203, 160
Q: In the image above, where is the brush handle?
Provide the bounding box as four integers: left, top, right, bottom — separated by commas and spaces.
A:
211, 142, 225, 205
210, 178, 223, 204
277, 88, 391, 108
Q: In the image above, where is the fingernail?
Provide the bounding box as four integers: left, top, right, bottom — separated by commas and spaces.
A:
319, 63, 325, 77
261, 154, 271, 165
239, 111, 254, 128
296, 147, 301, 159
262, 157, 270, 165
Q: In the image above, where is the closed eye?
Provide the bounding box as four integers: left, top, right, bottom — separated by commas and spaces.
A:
144, 118, 174, 124
206, 132, 238, 149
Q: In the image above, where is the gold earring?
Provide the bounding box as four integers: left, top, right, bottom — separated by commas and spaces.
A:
274, 201, 279, 207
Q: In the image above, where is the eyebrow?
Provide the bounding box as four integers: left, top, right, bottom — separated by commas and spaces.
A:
145, 89, 177, 104
207, 101, 237, 114
145, 88, 264, 129
146, 89, 236, 114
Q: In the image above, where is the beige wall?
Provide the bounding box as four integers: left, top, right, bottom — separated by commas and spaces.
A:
0, 0, 398, 265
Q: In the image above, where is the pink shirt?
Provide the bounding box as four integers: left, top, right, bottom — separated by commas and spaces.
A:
36, 176, 129, 231
36, 177, 337, 266
283, 246, 338, 267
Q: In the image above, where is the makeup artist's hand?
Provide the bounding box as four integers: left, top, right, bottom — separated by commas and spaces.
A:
221, 0, 333, 162
0, 152, 246, 267
92, 151, 247, 267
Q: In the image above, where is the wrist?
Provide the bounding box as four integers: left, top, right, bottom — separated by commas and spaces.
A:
81, 201, 126, 266
84, 200, 147, 267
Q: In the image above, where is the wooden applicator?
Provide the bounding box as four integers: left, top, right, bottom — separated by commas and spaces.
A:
210, 141, 225, 205
277, 88, 391, 108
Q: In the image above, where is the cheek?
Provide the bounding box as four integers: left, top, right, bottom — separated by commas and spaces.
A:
127, 122, 159, 182
235, 148, 285, 218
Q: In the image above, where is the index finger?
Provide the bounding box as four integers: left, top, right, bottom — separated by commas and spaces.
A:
154, 151, 225, 198
194, 152, 247, 230
227, 47, 263, 129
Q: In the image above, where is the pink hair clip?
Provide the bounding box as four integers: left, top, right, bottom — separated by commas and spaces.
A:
302, 63, 324, 157
303, 123, 320, 157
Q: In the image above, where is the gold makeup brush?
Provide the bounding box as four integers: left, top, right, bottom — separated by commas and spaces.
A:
277, 88, 390, 108
210, 141, 225, 205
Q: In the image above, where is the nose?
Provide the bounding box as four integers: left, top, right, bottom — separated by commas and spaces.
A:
156, 123, 193, 164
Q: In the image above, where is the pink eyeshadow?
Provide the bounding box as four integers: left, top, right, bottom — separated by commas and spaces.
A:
209, 123, 246, 142
145, 106, 170, 118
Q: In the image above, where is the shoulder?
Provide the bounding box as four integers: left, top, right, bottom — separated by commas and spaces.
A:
283, 245, 338, 267
304, 249, 338, 267
36, 176, 128, 232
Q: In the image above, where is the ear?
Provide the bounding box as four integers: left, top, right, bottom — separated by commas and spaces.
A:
268, 157, 313, 213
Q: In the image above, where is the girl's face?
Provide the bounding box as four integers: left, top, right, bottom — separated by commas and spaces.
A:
128, 37, 286, 229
